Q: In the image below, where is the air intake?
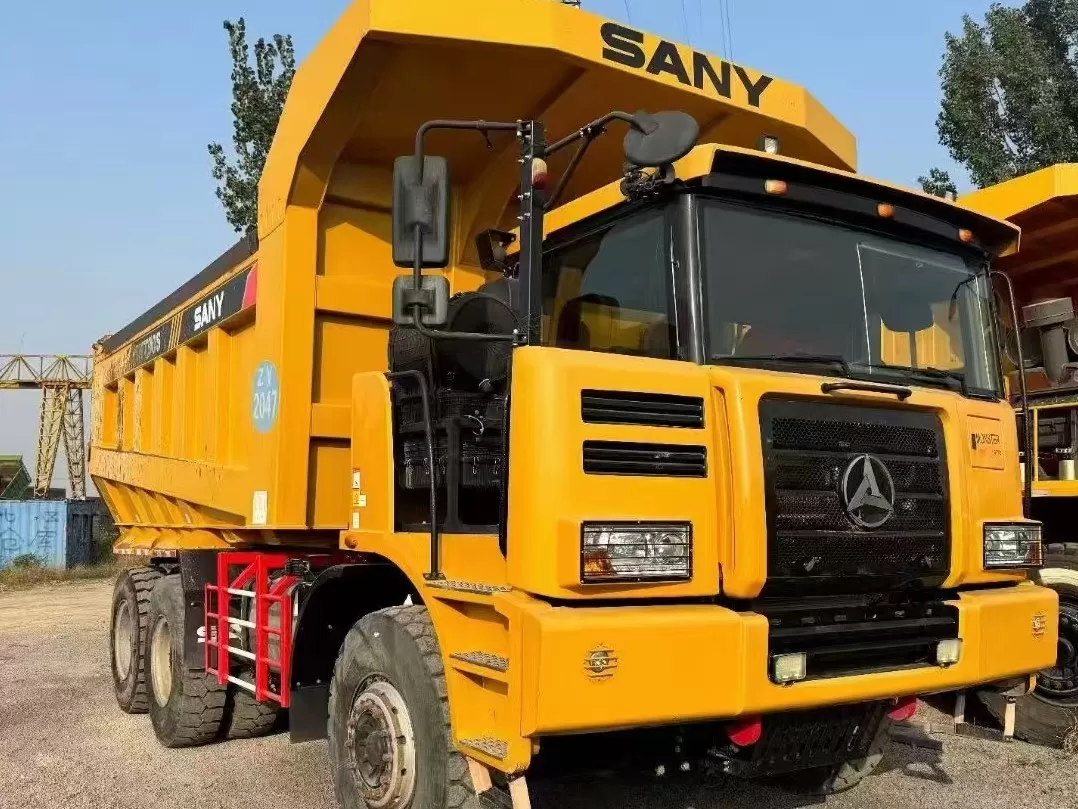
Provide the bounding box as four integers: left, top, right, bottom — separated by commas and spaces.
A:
581, 390, 704, 428
583, 441, 707, 477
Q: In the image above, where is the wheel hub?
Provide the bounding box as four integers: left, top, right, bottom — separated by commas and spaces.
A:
345, 678, 416, 809
149, 617, 173, 708
1036, 599, 1078, 702
113, 600, 134, 681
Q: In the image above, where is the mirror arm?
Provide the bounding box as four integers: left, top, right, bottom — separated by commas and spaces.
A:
545, 111, 639, 155
544, 134, 593, 212
407, 224, 518, 343
543, 111, 644, 212
992, 268, 1033, 517
413, 119, 521, 184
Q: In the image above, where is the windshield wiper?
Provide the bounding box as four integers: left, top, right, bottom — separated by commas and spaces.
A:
873, 364, 966, 393
711, 353, 853, 377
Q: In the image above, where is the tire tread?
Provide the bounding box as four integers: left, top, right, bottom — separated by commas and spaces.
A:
329, 604, 479, 809
113, 565, 161, 714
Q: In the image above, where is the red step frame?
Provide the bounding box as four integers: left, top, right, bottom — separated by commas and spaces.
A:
204, 551, 298, 707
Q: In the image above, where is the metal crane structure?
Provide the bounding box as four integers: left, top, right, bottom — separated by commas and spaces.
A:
0, 354, 92, 499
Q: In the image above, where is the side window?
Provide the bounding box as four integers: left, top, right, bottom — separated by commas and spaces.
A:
540, 209, 675, 359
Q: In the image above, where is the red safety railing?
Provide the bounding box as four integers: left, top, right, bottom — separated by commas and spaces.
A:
205, 551, 298, 707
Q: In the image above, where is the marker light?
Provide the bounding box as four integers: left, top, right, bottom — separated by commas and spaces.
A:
759, 135, 780, 155
764, 179, 787, 195
958, 228, 974, 243
877, 203, 895, 218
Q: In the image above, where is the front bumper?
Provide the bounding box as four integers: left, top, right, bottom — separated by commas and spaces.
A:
514, 583, 1058, 736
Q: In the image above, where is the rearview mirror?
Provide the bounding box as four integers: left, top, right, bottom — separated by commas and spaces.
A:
392, 275, 449, 327
623, 111, 700, 168
392, 155, 451, 269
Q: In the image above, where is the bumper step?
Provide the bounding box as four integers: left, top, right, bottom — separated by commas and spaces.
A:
460, 736, 509, 760
451, 651, 509, 673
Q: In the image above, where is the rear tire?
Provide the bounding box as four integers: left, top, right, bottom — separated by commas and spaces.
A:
224, 673, 281, 740
328, 605, 479, 809
979, 551, 1078, 747
145, 574, 227, 747
110, 565, 161, 714
773, 718, 890, 795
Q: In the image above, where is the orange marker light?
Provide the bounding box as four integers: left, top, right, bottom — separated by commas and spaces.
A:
764, 179, 787, 195
877, 203, 895, 218
531, 158, 549, 190
958, 228, 974, 243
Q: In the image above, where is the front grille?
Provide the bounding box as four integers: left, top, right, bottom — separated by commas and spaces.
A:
581, 390, 704, 428
764, 599, 959, 680
582, 441, 707, 477
761, 397, 949, 595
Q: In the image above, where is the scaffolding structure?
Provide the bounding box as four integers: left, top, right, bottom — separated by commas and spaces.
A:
0, 355, 92, 499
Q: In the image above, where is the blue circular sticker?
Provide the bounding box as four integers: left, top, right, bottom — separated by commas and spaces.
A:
252, 361, 280, 433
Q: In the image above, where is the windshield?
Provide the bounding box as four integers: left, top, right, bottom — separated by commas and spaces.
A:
699, 199, 1003, 398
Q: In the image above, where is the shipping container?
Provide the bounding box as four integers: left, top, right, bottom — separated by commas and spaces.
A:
0, 498, 114, 569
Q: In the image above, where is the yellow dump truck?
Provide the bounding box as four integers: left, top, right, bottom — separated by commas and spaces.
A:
92, 1, 1058, 805
963, 166, 1078, 746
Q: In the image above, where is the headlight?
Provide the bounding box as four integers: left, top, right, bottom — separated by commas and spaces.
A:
983, 522, 1043, 569
581, 522, 692, 582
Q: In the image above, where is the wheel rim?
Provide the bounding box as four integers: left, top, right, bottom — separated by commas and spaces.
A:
149, 617, 173, 708
113, 600, 134, 681
345, 677, 417, 809
1036, 597, 1078, 704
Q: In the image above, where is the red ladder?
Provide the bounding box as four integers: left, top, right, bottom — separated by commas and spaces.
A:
204, 551, 298, 707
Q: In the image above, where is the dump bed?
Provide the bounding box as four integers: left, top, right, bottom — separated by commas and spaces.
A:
90, 0, 857, 550
962, 164, 1078, 300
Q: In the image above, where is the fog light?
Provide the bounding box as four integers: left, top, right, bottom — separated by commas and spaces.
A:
983, 522, 1043, 569
936, 638, 962, 667
771, 652, 807, 684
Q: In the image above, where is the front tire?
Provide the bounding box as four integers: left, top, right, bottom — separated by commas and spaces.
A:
979, 550, 1078, 746
145, 574, 227, 747
328, 605, 479, 809
110, 566, 161, 714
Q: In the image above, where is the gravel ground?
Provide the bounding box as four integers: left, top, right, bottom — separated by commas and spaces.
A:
0, 580, 1075, 809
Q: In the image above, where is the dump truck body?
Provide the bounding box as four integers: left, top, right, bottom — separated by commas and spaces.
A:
962, 166, 1078, 745
95, 1, 1056, 804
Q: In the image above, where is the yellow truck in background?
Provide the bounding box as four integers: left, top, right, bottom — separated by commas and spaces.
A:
91, 1, 1058, 806
964, 166, 1078, 747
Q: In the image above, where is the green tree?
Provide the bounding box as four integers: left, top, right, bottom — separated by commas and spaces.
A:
921, 1, 1078, 196
208, 18, 296, 234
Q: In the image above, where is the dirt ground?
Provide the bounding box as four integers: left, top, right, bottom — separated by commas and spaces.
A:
1, 580, 1076, 809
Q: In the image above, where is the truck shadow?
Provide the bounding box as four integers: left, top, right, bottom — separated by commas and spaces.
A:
529, 771, 829, 808
876, 738, 952, 786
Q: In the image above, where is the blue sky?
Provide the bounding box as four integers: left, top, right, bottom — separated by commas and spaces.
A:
0, 0, 997, 488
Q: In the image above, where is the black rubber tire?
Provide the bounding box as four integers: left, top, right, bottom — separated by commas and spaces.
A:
979, 545, 1078, 747
773, 718, 891, 796
223, 676, 281, 740
146, 574, 227, 748
328, 605, 480, 809
110, 565, 161, 714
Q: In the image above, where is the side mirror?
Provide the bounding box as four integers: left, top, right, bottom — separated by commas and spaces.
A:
392, 275, 449, 327
623, 111, 699, 168
392, 155, 451, 269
